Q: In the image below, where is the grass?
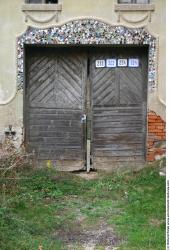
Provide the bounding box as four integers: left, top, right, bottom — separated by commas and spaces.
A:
0, 161, 165, 250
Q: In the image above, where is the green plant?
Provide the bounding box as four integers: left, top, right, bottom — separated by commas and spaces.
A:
0, 163, 165, 250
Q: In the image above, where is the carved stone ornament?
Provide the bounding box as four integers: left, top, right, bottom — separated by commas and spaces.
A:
114, 4, 155, 23
21, 4, 62, 24
17, 18, 157, 91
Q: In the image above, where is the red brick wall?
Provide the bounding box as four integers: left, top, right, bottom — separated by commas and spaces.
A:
147, 111, 166, 161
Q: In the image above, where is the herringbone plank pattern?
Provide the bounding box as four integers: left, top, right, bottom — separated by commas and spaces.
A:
55, 54, 85, 109
119, 68, 142, 105
26, 48, 86, 166
91, 57, 117, 106
28, 56, 55, 105
27, 52, 86, 109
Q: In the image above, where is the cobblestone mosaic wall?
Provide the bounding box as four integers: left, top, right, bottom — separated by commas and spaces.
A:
17, 19, 157, 91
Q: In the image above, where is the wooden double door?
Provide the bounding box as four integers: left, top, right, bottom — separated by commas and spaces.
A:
25, 46, 148, 170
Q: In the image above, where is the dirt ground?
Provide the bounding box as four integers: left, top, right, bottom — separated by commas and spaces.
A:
55, 169, 122, 249
55, 221, 121, 250
75, 171, 99, 180
54, 171, 122, 249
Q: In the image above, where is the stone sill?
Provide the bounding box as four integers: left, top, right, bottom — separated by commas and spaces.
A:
115, 4, 155, 11
21, 4, 62, 11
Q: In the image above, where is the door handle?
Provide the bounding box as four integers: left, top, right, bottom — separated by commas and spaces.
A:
81, 114, 86, 123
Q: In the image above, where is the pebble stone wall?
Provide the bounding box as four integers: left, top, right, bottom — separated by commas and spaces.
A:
17, 19, 157, 90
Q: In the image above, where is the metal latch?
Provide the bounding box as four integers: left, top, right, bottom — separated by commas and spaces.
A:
81, 114, 86, 123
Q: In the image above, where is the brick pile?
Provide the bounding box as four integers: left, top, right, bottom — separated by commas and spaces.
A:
147, 111, 166, 161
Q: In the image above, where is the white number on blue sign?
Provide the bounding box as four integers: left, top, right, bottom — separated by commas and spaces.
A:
128, 58, 139, 67
118, 59, 127, 67
95, 60, 105, 68
106, 59, 116, 68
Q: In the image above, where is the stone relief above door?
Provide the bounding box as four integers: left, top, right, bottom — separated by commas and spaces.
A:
114, 1, 155, 25
21, 1, 62, 26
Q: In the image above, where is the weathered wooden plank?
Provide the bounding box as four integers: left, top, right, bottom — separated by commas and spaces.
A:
94, 150, 143, 157
93, 109, 142, 116
29, 121, 81, 127
29, 138, 81, 144
93, 112, 142, 117
93, 144, 143, 150
29, 113, 81, 120
93, 106, 142, 111
31, 145, 82, 150
29, 119, 81, 127
30, 102, 83, 109
94, 121, 143, 128
29, 126, 82, 135
93, 160, 145, 169
30, 108, 82, 114
94, 127, 143, 133
29, 126, 81, 133
93, 156, 144, 163
93, 140, 143, 145
29, 130, 82, 138
27, 137, 83, 149
37, 155, 83, 161
35, 149, 83, 160
29, 140, 82, 147
29, 136, 83, 143
93, 133, 143, 141
93, 116, 143, 122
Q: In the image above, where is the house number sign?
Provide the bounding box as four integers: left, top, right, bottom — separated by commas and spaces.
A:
106, 59, 117, 68
117, 59, 128, 67
128, 58, 139, 67
95, 58, 139, 68
95, 60, 105, 68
